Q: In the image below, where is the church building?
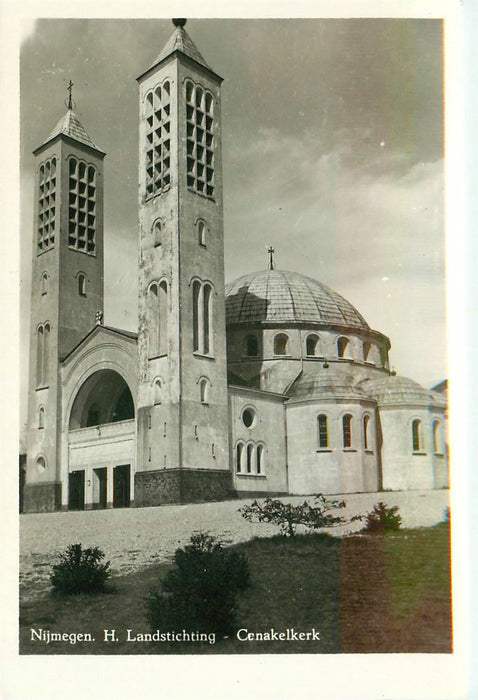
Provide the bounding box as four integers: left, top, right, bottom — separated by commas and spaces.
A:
23, 20, 448, 513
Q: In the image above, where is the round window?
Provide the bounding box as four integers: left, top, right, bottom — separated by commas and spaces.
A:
242, 408, 255, 428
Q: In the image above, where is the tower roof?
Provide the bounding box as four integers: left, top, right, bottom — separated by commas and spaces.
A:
148, 20, 211, 73
37, 109, 100, 152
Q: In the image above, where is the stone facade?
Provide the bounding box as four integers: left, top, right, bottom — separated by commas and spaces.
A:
23, 21, 448, 513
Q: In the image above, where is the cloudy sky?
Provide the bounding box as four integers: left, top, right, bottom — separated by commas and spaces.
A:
20, 17, 446, 428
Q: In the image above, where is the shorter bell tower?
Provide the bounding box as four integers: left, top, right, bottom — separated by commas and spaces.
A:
24, 88, 105, 512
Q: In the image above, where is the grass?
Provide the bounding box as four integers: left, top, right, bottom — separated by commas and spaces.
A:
19, 523, 452, 655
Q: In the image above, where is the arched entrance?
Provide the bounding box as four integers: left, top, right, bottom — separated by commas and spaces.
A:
68, 370, 135, 510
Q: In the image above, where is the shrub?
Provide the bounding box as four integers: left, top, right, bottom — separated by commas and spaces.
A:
364, 502, 402, 533
239, 495, 350, 537
50, 543, 111, 595
146, 533, 250, 638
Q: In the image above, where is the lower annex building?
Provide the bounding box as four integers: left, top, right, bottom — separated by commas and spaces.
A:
23, 20, 448, 512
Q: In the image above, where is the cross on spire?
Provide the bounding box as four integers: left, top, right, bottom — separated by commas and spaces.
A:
267, 246, 275, 270
67, 80, 74, 110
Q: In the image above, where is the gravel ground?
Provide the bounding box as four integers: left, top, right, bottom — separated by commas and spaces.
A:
20, 489, 449, 602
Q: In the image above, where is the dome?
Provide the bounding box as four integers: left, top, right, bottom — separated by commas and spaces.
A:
359, 375, 447, 407
225, 269, 370, 330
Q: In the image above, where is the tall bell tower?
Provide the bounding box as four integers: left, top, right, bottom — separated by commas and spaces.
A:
24, 91, 105, 512
135, 19, 231, 504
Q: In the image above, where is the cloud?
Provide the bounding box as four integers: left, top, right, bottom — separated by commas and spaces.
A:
224, 128, 446, 385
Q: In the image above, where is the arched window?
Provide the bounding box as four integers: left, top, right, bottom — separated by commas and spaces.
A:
68, 157, 96, 254
186, 80, 215, 198
363, 342, 371, 362
36, 322, 50, 386
192, 280, 201, 352
244, 334, 259, 357
363, 414, 371, 450
317, 414, 328, 448
86, 403, 101, 427
236, 442, 244, 473
203, 283, 212, 355
38, 406, 45, 429
337, 337, 351, 359
144, 80, 171, 197
199, 377, 210, 404
192, 279, 214, 355
153, 219, 163, 247
36, 326, 44, 386
274, 333, 289, 356
38, 157, 56, 253
342, 414, 352, 448
158, 281, 168, 355
412, 419, 423, 452
306, 334, 320, 357
36, 456, 46, 473
432, 420, 441, 453
197, 219, 207, 246
40, 272, 48, 295
148, 283, 160, 357
246, 443, 254, 474
78, 272, 86, 296
148, 280, 168, 357
257, 444, 264, 474
153, 378, 162, 405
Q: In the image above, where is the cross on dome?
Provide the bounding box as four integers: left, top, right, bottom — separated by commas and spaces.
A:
267, 246, 275, 270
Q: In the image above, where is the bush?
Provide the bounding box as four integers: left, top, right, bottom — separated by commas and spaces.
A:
146, 533, 250, 638
364, 502, 402, 533
50, 543, 111, 595
239, 495, 349, 537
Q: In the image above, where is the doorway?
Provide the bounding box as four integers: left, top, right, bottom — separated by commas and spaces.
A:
93, 467, 107, 509
113, 464, 130, 508
68, 470, 85, 510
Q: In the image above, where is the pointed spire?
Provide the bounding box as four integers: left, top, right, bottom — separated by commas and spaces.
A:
42, 109, 98, 150
148, 18, 211, 73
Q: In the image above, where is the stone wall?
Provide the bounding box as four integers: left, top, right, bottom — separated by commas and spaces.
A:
23, 482, 62, 513
135, 468, 232, 506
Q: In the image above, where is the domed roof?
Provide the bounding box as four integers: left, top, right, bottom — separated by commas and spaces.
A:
225, 269, 370, 330
358, 375, 447, 407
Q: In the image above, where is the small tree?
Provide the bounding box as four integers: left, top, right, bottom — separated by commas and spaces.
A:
239, 495, 349, 537
146, 533, 250, 638
50, 543, 111, 595
364, 502, 402, 533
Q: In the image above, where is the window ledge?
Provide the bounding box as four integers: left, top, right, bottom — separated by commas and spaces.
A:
342, 448, 357, 453
434, 452, 445, 458
412, 451, 428, 456
316, 448, 332, 453
35, 385, 50, 391
236, 473, 266, 479
148, 354, 168, 360
273, 354, 292, 359
193, 352, 215, 361
364, 449, 374, 455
